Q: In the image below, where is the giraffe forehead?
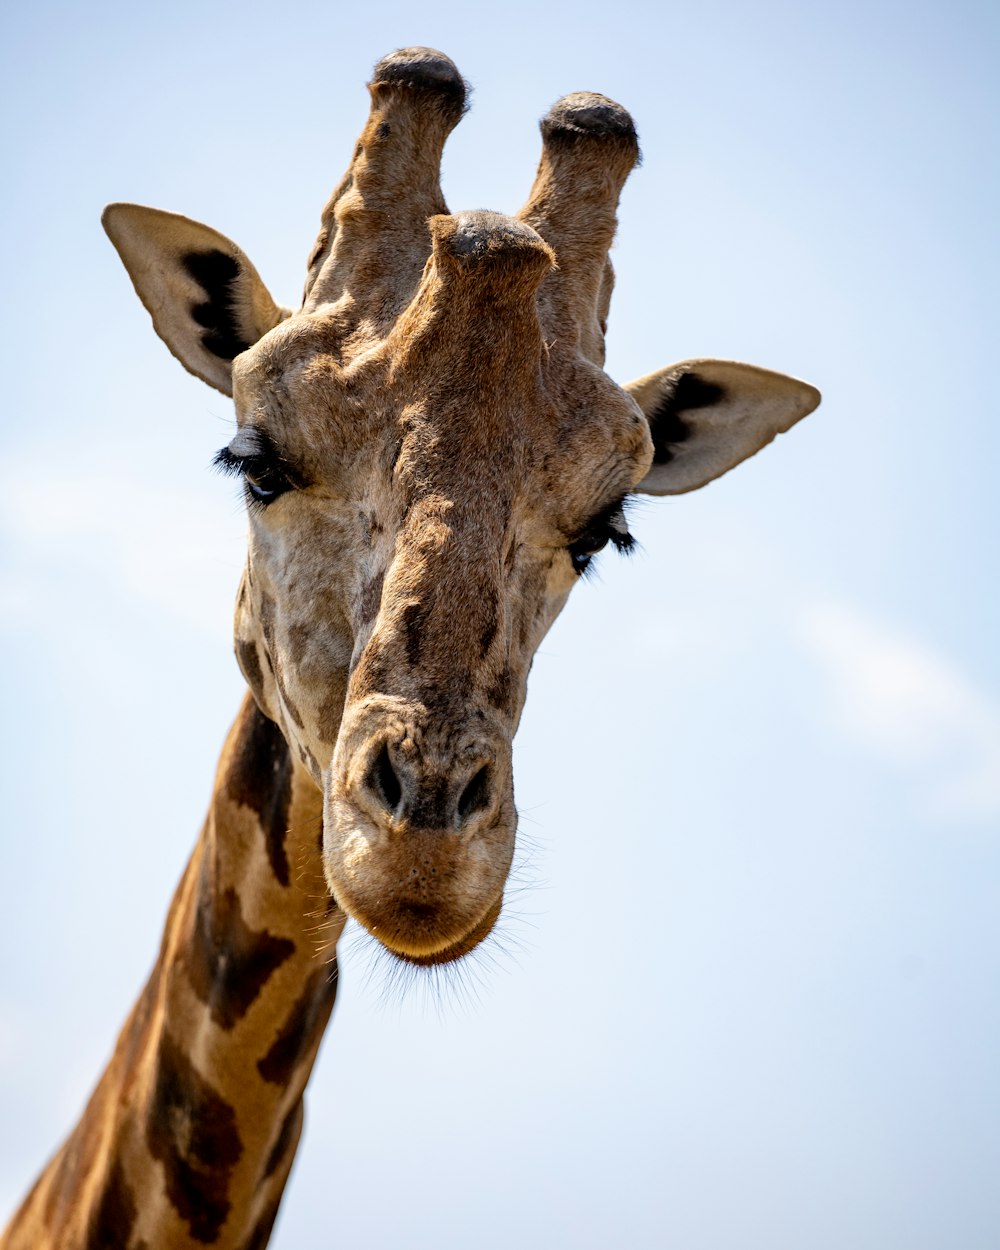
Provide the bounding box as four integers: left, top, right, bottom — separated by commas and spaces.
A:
238, 326, 640, 456
232, 307, 652, 540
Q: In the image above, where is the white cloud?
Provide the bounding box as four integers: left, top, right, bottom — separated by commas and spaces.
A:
796, 600, 1000, 824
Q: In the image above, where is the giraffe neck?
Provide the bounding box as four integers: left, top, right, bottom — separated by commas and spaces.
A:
2, 693, 344, 1250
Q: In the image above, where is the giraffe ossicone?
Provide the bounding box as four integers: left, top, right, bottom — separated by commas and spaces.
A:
3, 47, 819, 1250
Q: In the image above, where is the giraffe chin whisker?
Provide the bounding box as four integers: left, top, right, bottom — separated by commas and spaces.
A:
322, 777, 516, 967
329, 872, 507, 967
380, 893, 504, 967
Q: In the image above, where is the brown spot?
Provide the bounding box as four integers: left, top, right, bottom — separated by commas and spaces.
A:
226, 702, 293, 887
478, 608, 499, 659
401, 600, 426, 667
83, 1158, 138, 1250
258, 965, 338, 1087
186, 884, 295, 1030
235, 638, 264, 698
147, 1031, 243, 1243
264, 1102, 303, 1179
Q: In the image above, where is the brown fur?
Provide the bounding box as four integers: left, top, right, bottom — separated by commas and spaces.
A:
3, 698, 341, 1249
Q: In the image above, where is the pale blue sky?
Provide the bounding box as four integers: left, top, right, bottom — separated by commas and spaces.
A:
1, 2, 998, 1247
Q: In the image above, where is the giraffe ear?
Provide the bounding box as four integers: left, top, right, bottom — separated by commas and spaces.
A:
626, 359, 820, 495
102, 203, 292, 398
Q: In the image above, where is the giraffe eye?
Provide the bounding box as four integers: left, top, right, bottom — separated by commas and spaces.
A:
243, 463, 290, 506
568, 532, 611, 574
213, 429, 295, 509
567, 499, 635, 576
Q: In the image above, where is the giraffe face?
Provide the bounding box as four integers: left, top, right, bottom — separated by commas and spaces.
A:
103, 47, 818, 966
227, 304, 653, 964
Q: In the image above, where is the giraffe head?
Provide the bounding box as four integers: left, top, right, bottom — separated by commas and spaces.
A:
103, 48, 819, 966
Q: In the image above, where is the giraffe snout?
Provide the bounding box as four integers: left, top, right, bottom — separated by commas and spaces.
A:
322, 702, 515, 963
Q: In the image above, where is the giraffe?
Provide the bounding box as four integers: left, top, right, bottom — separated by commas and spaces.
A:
1, 46, 819, 1250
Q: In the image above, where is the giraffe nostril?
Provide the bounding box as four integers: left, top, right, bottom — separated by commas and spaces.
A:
457, 765, 491, 825
368, 743, 402, 815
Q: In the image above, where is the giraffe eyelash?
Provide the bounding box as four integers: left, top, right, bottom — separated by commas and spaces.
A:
213, 437, 297, 509
213, 445, 259, 478
568, 494, 637, 577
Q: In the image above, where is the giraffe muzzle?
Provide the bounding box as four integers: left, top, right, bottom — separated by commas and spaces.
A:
321, 700, 516, 963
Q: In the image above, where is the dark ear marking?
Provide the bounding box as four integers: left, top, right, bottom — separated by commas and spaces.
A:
182, 249, 252, 361
648, 372, 725, 464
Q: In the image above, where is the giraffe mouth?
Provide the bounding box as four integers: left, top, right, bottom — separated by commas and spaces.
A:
325, 883, 503, 964
387, 893, 503, 966
322, 737, 516, 966
330, 879, 506, 966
